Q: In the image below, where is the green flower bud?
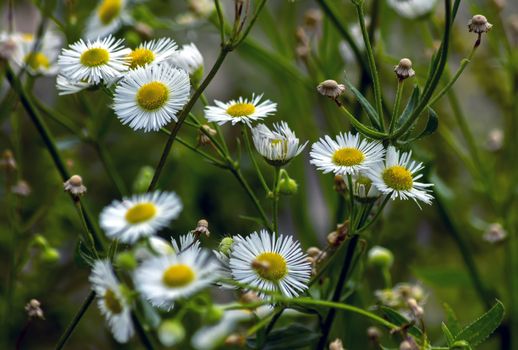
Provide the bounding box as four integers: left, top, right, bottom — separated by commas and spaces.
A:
41, 247, 60, 263
367, 246, 394, 268
278, 177, 298, 195
205, 306, 224, 323
191, 66, 204, 87
33, 234, 49, 248
218, 237, 234, 256
132, 166, 155, 193
158, 320, 185, 347
116, 251, 137, 270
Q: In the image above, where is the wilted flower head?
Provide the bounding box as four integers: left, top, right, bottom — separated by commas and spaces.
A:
468, 14, 493, 34
483, 223, 507, 243
329, 338, 345, 350
64, 175, 87, 197
394, 58, 415, 80
25, 299, 44, 320
317, 80, 346, 99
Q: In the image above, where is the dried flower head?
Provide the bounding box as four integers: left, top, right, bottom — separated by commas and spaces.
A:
198, 125, 217, 146
329, 338, 345, 350
1, 149, 17, 171
483, 223, 507, 243
25, 299, 45, 319
64, 175, 87, 197
317, 80, 346, 100
407, 298, 424, 318
367, 326, 382, 342
191, 219, 210, 238
12, 180, 31, 197
334, 175, 347, 194
394, 58, 415, 80
327, 221, 349, 248
468, 14, 493, 34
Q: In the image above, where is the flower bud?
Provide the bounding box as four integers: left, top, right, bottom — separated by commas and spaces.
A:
206, 306, 225, 323
116, 251, 138, 270
329, 338, 344, 350
306, 247, 321, 257
224, 334, 246, 346
317, 80, 346, 99
367, 326, 381, 342
41, 247, 60, 263
394, 58, 415, 81
191, 219, 210, 237
483, 223, 507, 243
1, 149, 17, 171
278, 177, 298, 195
367, 246, 394, 268
11, 180, 31, 196
158, 320, 185, 347
132, 166, 154, 193
218, 237, 234, 256
468, 14, 493, 34
25, 299, 44, 320
64, 175, 87, 198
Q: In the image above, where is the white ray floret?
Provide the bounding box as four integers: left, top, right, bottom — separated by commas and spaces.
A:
134, 248, 220, 310
368, 146, 434, 205
113, 63, 190, 132
251, 122, 308, 166
204, 94, 277, 127
56, 75, 92, 95
57, 35, 130, 85
229, 230, 311, 298
99, 191, 183, 243
310, 132, 385, 175
90, 260, 134, 343
128, 38, 178, 69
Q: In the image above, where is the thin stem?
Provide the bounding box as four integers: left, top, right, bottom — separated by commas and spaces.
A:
232, 0, 268, 48
243, 126, 271, 194
358, 195, 390, 233
389, 80, 404, 134
317, 234, 360, 350
54, 291, 95, 350
73, 201, 99, 257
272, 166, 281, 234
214, 0, 226, 44
354, 2, 384, 129
338, 105, 387, 139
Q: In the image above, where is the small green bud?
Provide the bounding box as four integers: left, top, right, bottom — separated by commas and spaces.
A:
218, 237, 234, 256
132, 166, 155, 193
367, 246, 394, 268
451, 340, 471, 349
41, 247, 60, 263
116, 251, 137, 270
191, 66, 204, 87
33, 234, 49, 248
158, 320, 185, 347
278, 177, 298, 195
205, 306, 224, 323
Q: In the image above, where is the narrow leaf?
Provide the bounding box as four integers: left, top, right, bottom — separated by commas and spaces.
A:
343, 77, 382, 130
454, 300, 505, 347
396, 85, 420, 128
441, 322, 454, 346
379, 306, 423, 338
443, 303, 461, 337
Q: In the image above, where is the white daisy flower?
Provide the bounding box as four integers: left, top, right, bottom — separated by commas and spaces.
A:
251, 122, 308, 166
89, 260, 134, 343
134, 248, 220, 310
368, 146, 433, 205
347, 171, 381, 201
169, 43, 204, 76
13, 31, 61, 76
204, 94, 277, 127
229, 230, 311, 298
310, 132, 385, 176
128, 38, 178, 69
56, 75, 93, 95
99, 191, 183, 244
57, 35, 130, 85
387, 0, 438, 19
113, 63, 190, 132
85, 0, 129, 40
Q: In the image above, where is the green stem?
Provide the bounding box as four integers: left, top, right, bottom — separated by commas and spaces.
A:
243, 126, 271, 194
54, 291, 95, 350
354, 1, 384, 129
389, 80, 404, 134
358, 195, 391, 233
214, 0, 226, 44
232, 0, 268, 48
272, 166, 280, 234
338, 105, 387, 139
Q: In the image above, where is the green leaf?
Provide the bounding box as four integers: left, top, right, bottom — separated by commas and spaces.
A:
247, 325, 320, 350
74, 241, 95, 267
454, 300, 505, 347
442, 322, 454, 346
443, 303, 461, 337
343, 77, 382, 130
396, 85, 420, 129
378, 306, 423, 338
415, 107, 439, 139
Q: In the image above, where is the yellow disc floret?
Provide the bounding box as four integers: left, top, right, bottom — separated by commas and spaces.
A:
98, 0, 122, 25
80, 48, 110, 67
162, 264, 196, 287
125, 203, 157, 224
25, 52, 50, 70
129, 48, 155, 69
382, 165, 413, 191
226, 103, 255, 117
332, 147, 365, 166
136, 82, 169, 111
252, 252, 287, 281
104, 289, 123, 314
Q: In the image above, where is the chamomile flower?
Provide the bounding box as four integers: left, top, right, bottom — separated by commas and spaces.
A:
368, 146, 433, 205
57, 35, 130, 85
204, 94, 277, 127
169, 43, 204, 76
56, 75, 92, 95
89, 260, 134, 343
387, 0, 438, 19
85, 0, 129, 40
99, 191, 183, 244
310, 132, 385, 176
251, 122, 308, 166
128, 38, 178, 69
13, 32, 61, 76
134, 248, 220, 310
229, 230, 311, 298
113, 63, 190, 131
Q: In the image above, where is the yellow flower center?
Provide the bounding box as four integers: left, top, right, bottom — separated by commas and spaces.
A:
22, 33, 34, 42
226, 103, 255, 117
332, 147, 365, 166
382, 165, 413, 191
252, 252, 287, 282
98, 0, 122, 25
162, 264, 196, 287
136, 82, 169, 111
104, 289, 123, 314
80, 48, 110, 67
25, 52, 50, 70
129, 48, 155, 69
125, 202, 157, 224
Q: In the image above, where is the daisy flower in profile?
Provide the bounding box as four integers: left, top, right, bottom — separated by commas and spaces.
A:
169, 43, 204, 77
85, 0, 128, 40
368, 146, 433, 205
99, 191, 183, 243
204, 94, 277, 127
387, 0, 438, 19
113, 63, 190, 131
14, 32, 61, 76
251, 122, 308, 166
128, 38, 178, 69
229, 230, 311, 298
56, 75, 92, 95
57, 35, 130, 85
134, 248, 220, 310
310, 132, 385, 176
348, 171, 381, 201
90, 260, 134, 343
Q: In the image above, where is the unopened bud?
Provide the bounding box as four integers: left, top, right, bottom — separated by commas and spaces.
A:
11, 180, 31, 196
41, 247, 60, 263
329, 338, 344, 350
218, 237, 234, 256
206, 306, 224, 323
394, 58, 415, 80
468, 14, 492, 34
407, 298, 424, 318
192, 219, 210, 237
132, 166, 154, 193
224, 334, 246, 346
367, 246, 394, 268
158, 320, 185, 347
1, 150, 17, 171
199, 124, 217, 145
317, 80, 346, 99
116, 251, 137, 270
64, 175, 87, 198
400, 340, 414, 350
304, 9, 323, 30
278, 177, 298, 195
483, 223, 507, 243
306, 247, 321, 257
240, 291, 260, 305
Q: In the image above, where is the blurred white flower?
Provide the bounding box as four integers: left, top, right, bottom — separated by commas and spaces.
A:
204, 94, 277, 127
85, 0, 130, 40
387, 0, 438, 19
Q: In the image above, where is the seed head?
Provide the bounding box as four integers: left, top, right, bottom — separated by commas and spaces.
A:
468, 14, 493, 34
317, 80, 346, 99
394, 58, 415, 80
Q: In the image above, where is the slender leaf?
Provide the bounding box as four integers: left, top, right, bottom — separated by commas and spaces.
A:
442, 322, 454, 346
379, 306, 423, 338
443, 303, 461, 337
454, 300, 505, 347
343, 77, 382, 130
247, 324, 320, 350
396, 85, 420, 129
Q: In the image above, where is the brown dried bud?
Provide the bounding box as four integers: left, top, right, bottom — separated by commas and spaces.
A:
25, 299, 44, 320
1, 149, 17, 171
191, 218, 210, 237
367, 326, 382, 342
468, 14, 493, 34
198, 125, 217, 146
394, 58, 415, 80
304, 9, 323, 30
64, 175, 87, 197
317, 80, 346, 99
327, 221, 349, 247
329, 338, 344, 350
306, 247, 321, 257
